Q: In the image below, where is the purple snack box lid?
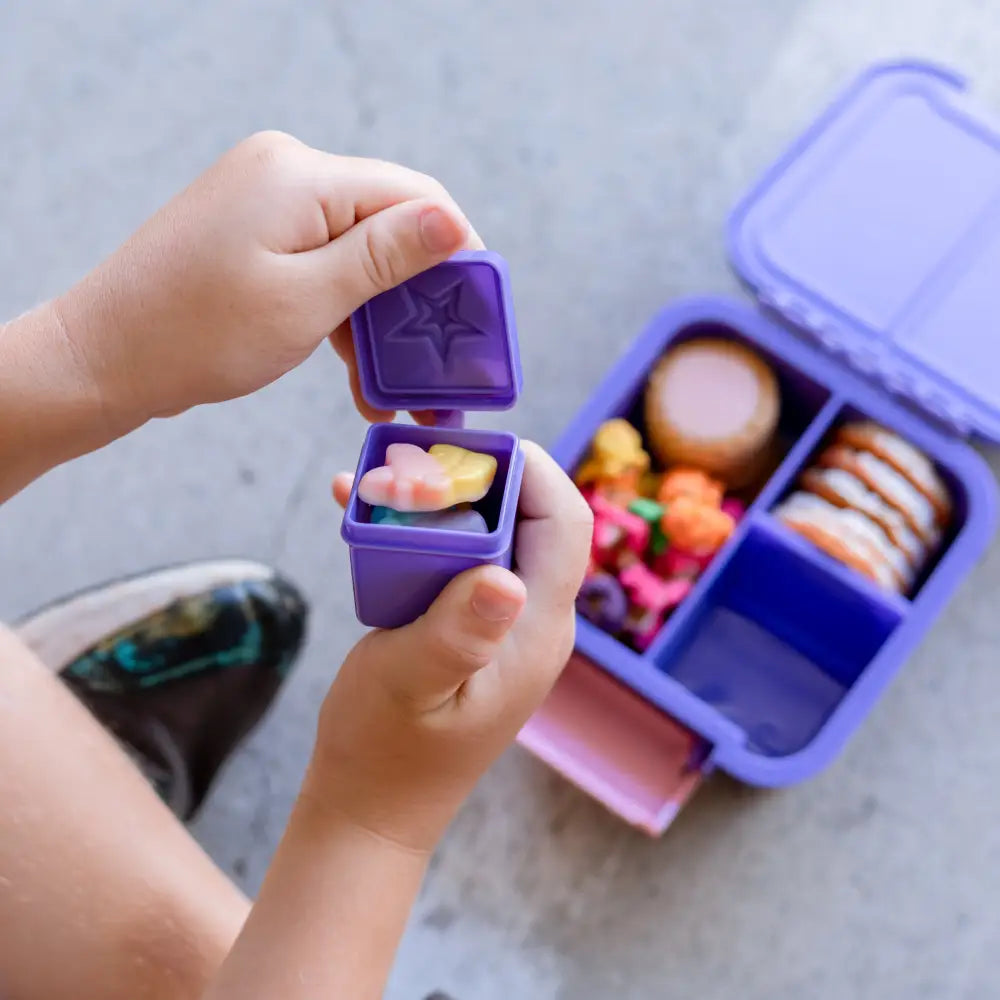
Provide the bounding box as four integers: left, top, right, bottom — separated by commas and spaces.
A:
349, 249, 522, 414
728, 59, 1000, 442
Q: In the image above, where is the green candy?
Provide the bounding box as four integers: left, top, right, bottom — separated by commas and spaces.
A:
628, 498, 669, 555
627, 498, 663, 523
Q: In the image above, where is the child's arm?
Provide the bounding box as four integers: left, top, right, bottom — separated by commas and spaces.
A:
0, 303, 118, 503
202, 443, 592, 1000
0, 130, 479, 503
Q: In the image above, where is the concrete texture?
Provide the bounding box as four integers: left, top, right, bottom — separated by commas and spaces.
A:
2, 1, 1000, 997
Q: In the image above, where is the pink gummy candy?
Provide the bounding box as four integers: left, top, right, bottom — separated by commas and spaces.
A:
654, 547, 712, 580
358, 443, 451, 512
619, 562, 693, 614
721, 498, 747, 522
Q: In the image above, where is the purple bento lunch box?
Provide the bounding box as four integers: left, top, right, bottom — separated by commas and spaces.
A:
517, 60, 1000, 835
341, 250, 525, 629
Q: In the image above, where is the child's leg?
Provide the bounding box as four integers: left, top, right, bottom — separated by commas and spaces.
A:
0, 623, 247, 999
0, 560, 307, 1000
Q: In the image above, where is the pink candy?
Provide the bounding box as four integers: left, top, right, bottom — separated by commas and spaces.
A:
589, 491, 650, 566
618, 564, 694, 651
619, 562, 693, 614
722, 497, 747, 522
359, 443, 451, 511
653, 547, 712, 580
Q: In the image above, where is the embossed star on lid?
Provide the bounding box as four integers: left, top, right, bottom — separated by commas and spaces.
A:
350, 250, 522, 413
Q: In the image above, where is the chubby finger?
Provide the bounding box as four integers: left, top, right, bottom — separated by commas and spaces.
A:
310, 151, 486, 249
363, 564, 526, 709
332, 472, 353, 508
305, 197, 471, 328
328, 322, 396, 424
513, 441, 592, 613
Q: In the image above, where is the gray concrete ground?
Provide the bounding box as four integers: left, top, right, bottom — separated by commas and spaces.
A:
2, 1, 1000, 997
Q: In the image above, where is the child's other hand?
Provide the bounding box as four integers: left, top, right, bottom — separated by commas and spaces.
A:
311, 442, 591, 852
56, 131, 482, 431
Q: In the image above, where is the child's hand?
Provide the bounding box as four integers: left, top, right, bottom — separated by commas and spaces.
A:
55, 131, 482, 432
309, 442, 591, 852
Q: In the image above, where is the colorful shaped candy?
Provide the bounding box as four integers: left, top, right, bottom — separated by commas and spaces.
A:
619, 562, 692, 616
619, 564, 693, 650
359, 443, 497, 512
660, 495, 735, 556
589, 491, 651, 566
721, 497, 747, 522
575, 419, 650, 489
657, 468, 724, 508
371, 505, 489, 533
428, 444, 499, 506
652, 547, 709, 580
628, 497, 669, 555
573, 409, 748, 651
576, 573, 629, 633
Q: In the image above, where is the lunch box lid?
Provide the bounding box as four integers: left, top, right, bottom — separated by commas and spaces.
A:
349, 249, 522, 418
728, 59, 1000, 443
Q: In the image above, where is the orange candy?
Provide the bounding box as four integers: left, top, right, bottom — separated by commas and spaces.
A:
657, 467, 725, 508
661, 495, 735, 555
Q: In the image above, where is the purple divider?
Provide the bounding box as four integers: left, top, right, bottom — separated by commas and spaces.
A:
573, 617, 746, 750
749, 512, 911, 618
649, 516, 906, 764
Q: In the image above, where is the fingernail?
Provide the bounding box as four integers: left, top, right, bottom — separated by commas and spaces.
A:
419, 206, 465, 253
471, 582, 522, 622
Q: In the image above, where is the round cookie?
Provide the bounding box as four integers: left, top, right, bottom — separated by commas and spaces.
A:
836, 421, 950, 526
815, 445, 940, 548
800, 466, 925, 569
774, 492, 909, 592
644, 338, 780, 489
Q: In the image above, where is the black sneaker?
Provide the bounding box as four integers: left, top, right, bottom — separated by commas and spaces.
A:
16, 559, 308, 820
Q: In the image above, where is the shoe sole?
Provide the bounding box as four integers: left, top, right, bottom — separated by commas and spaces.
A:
16, 559, 277, 672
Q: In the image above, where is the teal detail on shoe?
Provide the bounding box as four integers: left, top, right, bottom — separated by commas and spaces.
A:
133, 620, 263, 688
65, 621, 264, 691
113, 639, 144, 673
62, 584, 270, 692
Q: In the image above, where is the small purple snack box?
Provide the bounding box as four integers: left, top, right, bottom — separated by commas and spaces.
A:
341, 250, 524, 629
518, 61, 1000, 834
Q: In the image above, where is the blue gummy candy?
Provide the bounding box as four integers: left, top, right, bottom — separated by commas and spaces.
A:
371, 505, 488, 533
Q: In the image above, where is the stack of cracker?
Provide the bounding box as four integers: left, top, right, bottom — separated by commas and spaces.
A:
774, 421, 952, 595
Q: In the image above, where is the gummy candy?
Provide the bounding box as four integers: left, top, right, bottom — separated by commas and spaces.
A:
371, 504, 489, 533
428, 444, 497, 506
575, 419, 650, 487
359, 443, 497, 512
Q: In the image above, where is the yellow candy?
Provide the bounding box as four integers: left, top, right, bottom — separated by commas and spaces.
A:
428, 444, 498, 506
575, 418, 650, 487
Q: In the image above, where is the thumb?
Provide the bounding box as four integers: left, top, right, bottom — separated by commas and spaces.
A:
363, 564, 526, 709
309, 197, 470, 320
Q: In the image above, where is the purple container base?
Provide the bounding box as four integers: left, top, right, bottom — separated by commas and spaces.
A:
342, 423, 524, 630
553, 295, 996, 790
526, 61, 1000, 811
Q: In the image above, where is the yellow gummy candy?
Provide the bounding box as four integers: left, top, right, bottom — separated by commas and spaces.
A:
428, 444, 498, 505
